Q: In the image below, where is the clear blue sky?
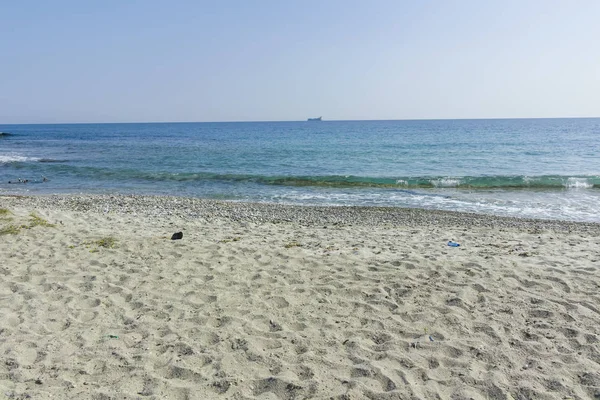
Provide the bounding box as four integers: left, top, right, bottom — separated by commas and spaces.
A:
1, 0, 599, 123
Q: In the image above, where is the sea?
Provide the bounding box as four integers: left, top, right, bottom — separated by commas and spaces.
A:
1, 119, 599, 222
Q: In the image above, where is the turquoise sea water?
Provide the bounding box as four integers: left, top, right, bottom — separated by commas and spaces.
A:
1, 119, 599, 222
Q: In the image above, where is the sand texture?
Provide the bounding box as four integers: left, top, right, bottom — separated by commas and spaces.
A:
1, 195, 600, 399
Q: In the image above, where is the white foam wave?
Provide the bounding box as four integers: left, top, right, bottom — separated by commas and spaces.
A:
565, 177, 593, 189
260, 186, 600, 223
430, 178, 461, 188
0, 154, 39, 164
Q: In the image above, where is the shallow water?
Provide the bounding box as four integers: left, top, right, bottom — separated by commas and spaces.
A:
1, 118, 599, 222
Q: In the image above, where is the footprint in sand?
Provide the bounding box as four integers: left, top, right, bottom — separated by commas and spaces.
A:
12, 342, 39, 366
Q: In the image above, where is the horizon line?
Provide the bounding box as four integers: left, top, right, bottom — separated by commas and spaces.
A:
2, 115, 600, 126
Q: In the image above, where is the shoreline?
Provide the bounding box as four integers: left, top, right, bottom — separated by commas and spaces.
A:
2, 193, 600, 233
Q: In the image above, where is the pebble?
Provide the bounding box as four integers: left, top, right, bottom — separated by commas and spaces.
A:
1, 194, 598, 233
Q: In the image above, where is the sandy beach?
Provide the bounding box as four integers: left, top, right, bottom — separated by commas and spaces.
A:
1, 195, 599, 400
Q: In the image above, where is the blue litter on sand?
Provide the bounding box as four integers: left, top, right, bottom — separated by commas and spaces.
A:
429, 336, 434, 342
447, 241, 460, 247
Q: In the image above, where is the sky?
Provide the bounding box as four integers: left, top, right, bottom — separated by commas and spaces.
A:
1, 0, 599, 123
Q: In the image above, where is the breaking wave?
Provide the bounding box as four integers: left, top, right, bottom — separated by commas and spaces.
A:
28, 164, 600, 190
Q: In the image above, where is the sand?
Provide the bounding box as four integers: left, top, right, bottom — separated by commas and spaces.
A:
1, 195, 599, 399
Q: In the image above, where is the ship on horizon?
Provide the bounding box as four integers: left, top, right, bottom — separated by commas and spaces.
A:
307, 116, 322, 121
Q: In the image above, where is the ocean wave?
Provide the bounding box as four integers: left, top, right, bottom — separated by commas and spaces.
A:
430, 178, 462, 188
196, 174, 599, 190
0, 155, 39, 164
565, 177, 594, 189
0, 154, 66, 164
31, 165, 599, 190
